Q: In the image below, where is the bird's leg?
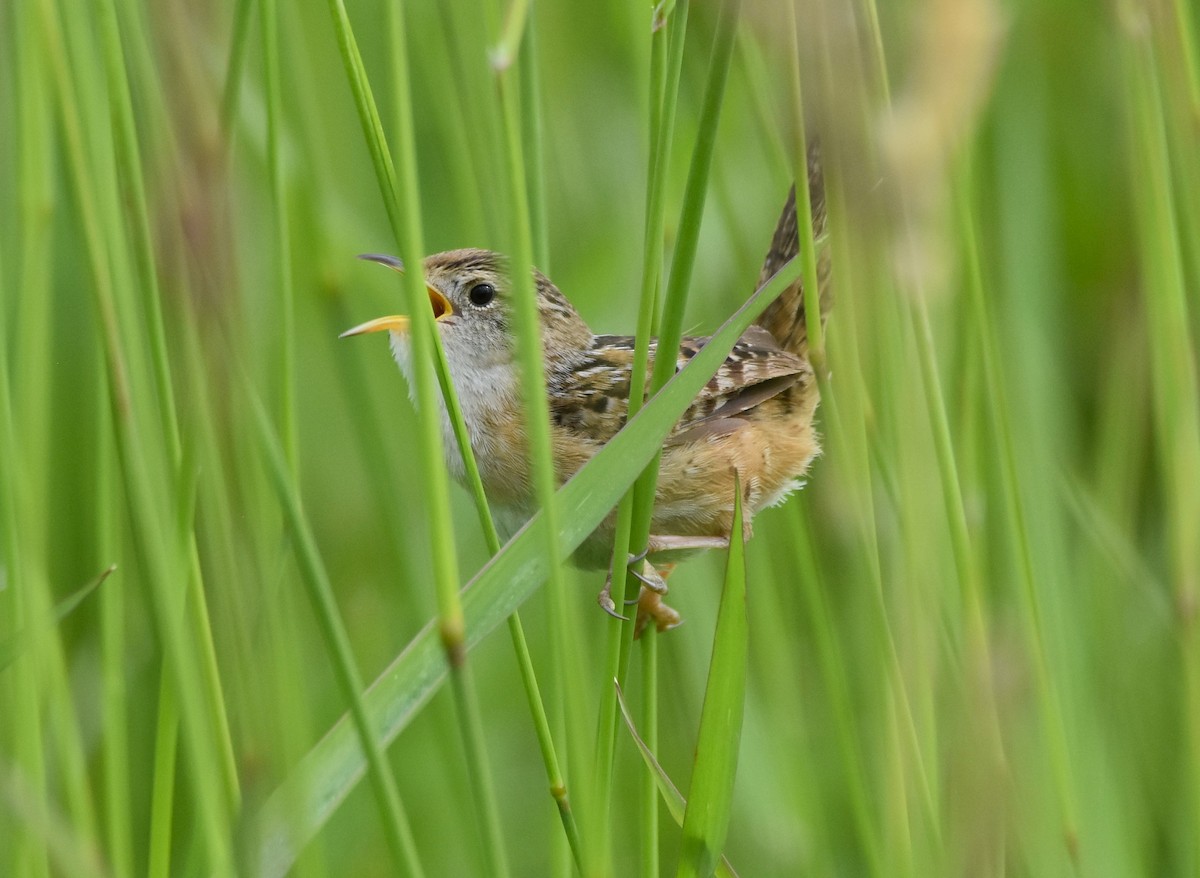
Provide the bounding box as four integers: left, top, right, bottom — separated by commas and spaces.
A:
645, 534, 732, 554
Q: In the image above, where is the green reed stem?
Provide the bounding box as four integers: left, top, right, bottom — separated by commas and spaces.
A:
146, 676, 179, 878
39, 0, 234, 869
964, 116, 1082, 871
784, 1, 825, 374
377, 2, 511, 872
490, 7, 588, 873
593, 2, 739, 869
252, 391, 425, 876
1121, 10, 1200, 859
589, 3, 688, 871
263, 0, 298, 474
0, 243, 44, 878
220, 0, 255, 139
491, 0, 532, 71
639, 629, 660, 878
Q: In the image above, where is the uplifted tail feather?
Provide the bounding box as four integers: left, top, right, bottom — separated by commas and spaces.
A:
754, 141, 830, 359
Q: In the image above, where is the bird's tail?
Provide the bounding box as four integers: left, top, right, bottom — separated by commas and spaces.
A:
754, 141, 830, 360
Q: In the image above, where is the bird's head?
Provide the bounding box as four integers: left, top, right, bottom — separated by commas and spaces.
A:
341, 248, 592, 370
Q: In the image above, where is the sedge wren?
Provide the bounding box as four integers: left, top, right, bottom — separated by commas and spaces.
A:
342, 152, 829, 632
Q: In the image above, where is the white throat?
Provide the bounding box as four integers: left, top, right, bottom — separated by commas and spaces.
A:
387, 330, 519, 483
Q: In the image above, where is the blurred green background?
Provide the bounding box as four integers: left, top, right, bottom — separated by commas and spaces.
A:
2, 0, 1198, 875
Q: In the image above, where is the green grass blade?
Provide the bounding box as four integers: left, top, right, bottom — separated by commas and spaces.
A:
250, 388, 425, 877
262, 0, 297, 473
38, 0, 234, 866
676, 483, 747, 878
0, 565, 114, 670
615, 683, 740, 878
640, 629, 660, 878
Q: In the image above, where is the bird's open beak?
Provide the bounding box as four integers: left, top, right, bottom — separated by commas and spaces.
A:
339, 253, 454, 338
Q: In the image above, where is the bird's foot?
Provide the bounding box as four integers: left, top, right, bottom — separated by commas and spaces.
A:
597, 556, 676, 625
635, 589, 682, 637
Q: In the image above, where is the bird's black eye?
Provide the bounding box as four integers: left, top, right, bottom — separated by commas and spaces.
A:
468, 282, 496, 307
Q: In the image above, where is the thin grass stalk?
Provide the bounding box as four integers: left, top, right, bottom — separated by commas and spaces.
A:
822, 11, 943, 861
263, 0, 297, 473
864, 26, 1007, 853
505, 611, 584, 868
98, 539, 134, 877
96, 0, 180, 464
1, 246, 103, 878
606, 0, 689, 588
146, 679, 180, 878
963, 115, 1082, 876
89, 11, 155, 873
11, 0, 54, 573
519, 23, 549, 270
437, 1, 510, 236
818, 179, 913, 876
492, 0, 532, 71
643, 0, 740, 398
378, 2, 511, 872
445, 672, 512, 876
676, 483, 747, 878
784, 0, 824, 373
976, 268, 1082, 864
97, 0, 242, 820
1168, 0, 1200, 111
251, 391, 425, 876
324, 5, 477, 831
1154, 9, 1200, 310
511, 12, 584, 865
30, 448, 102, 858
594, 1, 739, 867
950, 161, 1012, 756
490, 0, 575, 717
0, 246, 49, 878
639, 629, 660, 878
588, 2, 686, 868
37, 0, 234, 867
735, 29, 790, 180
486, 8, 590, 874
220, 0, 255, 139
788, 502, 886, 875
1120, 9, 1200, 857
631, 17, 679, 878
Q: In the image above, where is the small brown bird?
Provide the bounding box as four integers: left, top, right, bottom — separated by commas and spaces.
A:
342, 152, 829, 632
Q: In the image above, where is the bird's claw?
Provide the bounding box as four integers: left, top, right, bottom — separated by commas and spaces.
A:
597, 552, 682, 634
597, 580, 631, 622
629, 562, 668, 594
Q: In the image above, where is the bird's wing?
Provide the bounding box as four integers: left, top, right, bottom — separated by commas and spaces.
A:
548, 333, 809, 446
668, 331, 809, 444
